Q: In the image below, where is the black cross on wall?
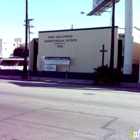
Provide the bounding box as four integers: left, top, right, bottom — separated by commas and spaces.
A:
100, 44, 107, 67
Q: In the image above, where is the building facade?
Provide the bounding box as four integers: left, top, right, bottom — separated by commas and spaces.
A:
0, 38, 22, 58
119, 33, 140, 74
34, 27, 119, 73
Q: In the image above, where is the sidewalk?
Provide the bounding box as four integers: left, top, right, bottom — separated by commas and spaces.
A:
0, 75, 140, 89
0, 75, 93, 86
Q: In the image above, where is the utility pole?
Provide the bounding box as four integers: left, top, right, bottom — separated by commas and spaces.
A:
22, 0, 28, 78
109, 0, 115, 70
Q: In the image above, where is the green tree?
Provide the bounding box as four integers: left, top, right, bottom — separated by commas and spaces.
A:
13, 46, 29, 57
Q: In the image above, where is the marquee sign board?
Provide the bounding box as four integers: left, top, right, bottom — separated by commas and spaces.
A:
87, 0, 120, 16
44, 65, 56, 71
44, 57, 70, 65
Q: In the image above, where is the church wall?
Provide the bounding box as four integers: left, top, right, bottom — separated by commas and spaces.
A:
37, 27, 118, 73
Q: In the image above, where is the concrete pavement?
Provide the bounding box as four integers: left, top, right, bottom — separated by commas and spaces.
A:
0, 80, 140, 139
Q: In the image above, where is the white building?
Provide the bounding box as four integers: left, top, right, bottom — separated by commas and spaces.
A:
29, 26, 140, 75
31, 26, 119, 73
0, 38, 22, 58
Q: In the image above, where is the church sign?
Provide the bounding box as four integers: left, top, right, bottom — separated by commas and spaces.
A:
44, 35, 77, 48
44, 57, 70, 65
44, 65, 56, 71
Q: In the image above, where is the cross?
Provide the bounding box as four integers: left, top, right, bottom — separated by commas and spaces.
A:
100, 44, 107, 67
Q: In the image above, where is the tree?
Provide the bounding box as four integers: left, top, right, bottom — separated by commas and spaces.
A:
13, 46, 29, 57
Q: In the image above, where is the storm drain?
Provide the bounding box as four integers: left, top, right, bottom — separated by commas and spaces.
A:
83, 93, 95, 95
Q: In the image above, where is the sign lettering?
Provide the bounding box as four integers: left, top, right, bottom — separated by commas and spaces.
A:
44, 35, 77, 47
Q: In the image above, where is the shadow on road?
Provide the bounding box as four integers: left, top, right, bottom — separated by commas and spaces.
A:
7, 80, 140, 93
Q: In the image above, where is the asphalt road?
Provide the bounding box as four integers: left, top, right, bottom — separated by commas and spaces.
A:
0, 79, 140, 140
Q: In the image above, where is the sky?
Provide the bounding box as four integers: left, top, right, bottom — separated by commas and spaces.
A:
0, 0, 140, 42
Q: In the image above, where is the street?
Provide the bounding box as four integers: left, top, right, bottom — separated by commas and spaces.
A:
0, 79, 140, 140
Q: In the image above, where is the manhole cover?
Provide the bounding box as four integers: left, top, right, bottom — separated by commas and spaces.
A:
83, 93, 95, 95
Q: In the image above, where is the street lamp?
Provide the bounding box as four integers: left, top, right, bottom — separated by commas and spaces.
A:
22, 0, 28, 78
81, 11, 101, 16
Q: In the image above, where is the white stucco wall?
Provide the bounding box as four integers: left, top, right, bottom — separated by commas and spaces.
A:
38, 27, 118, 73
0, 39, 17, 57
29, 39, 35, 70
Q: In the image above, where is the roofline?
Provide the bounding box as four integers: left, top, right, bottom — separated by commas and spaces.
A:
39, 26, 118, 33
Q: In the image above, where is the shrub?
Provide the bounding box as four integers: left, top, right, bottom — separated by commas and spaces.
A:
13, 46, 29, 57
93, 65, 122, 85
